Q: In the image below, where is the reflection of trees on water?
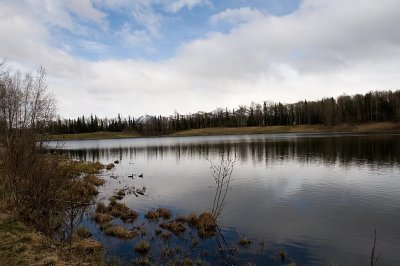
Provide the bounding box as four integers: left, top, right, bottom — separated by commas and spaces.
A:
63, 135, 400, 168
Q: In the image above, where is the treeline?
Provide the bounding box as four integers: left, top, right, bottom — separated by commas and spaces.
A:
48, 114, 136, 134
48, 90, 400, 136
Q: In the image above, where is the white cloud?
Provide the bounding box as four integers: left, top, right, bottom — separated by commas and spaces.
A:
64, 0, 107, 28
130, 2, 163, 37
1, 0, 400, 118
209, 7, 263, 25
166, 0, 211, 13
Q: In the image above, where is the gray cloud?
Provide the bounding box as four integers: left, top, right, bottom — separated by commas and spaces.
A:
1, 0, 400, 118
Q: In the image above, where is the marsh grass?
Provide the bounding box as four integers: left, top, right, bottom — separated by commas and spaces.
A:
145, 208, 172, 221
75, 226, 91, 239
238, 237, 252, 247
0, 211, 104, 265
84, 174, 105, 186
160, 231, 172, 242
159, 221, 185, 236
106, 163, 115, 170
134, 240, 151, 255
93, 212, 113, 224
107, 202, 138, 223
96, 202, 107, 213
186, 213, 198, 227
103, 225, 138, 239
196, 212, 216, 238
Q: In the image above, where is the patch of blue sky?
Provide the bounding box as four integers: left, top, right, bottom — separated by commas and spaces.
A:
51, 0, 301, 61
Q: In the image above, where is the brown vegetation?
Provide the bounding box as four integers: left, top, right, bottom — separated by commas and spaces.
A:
50, 130, 141, 141
196, 212, 217, 238
107, 201, 138, 223
106, 163, 115, 170
238, 237, 252, 247
103, 225, 138, 239
84, 174, 105, 186
171, 122, 400, 137
145, 208, 172, 221
93, 212, 113, 224
159, 221, 186, 235
134, 240, 151, 255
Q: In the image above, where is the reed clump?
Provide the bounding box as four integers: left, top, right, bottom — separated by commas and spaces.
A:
107, 202, 138, 223
186, 213, 198, 227
75, 227, 91, 239
103, 225, 137, 239
196, 212, 216, 238
106, 163, 115, 170
92, 212, 113, 224
134, 240, 151, 255
238, 237, 252, 247
84, 174, 105, 186
145, 208, 172, 221
159, 221, 185, 235
160, 231, 171, 242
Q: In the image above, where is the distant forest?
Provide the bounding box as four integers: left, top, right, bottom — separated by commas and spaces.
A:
48, 90, 400, 136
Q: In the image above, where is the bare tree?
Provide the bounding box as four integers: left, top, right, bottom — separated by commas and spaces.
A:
0, 63, 63, 236
208, 153, 237, 221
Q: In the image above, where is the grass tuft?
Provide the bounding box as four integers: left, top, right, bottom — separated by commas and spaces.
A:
92, 212, 113, 224
196, 212, 216, 238
103, 225, 137, 239
134, 240, 151, 255
75, 227, 91, 239
106, 163, 115, 170
84, 174, 105, 186
159, 221, 185, 235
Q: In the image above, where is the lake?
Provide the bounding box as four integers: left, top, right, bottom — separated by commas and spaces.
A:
52, 133, 400, 265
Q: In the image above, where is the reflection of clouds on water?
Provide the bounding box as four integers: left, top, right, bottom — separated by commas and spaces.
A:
54, 133, 400, 168
51, 133, 400, 265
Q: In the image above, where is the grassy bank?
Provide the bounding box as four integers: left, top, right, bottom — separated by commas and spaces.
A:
0, 210, 61, 266
0, 160, 107, 266
171, 122, 400, 137
49, 130, 141, 141
49, 122, 400, 141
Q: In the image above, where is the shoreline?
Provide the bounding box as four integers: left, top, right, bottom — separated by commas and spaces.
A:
48, 122, 400, 141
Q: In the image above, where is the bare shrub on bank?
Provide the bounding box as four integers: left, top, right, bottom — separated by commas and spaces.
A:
208, 153, 237, 220
0, 62, 68, 236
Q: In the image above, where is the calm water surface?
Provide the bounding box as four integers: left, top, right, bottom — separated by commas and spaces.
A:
52, 133, 400, 265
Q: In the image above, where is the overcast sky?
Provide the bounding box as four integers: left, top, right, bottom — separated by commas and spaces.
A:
1, 0, 400, 118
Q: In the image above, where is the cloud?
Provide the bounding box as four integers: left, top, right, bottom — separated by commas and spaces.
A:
166, 0, 211, 13
1, 0, 400, 118
130, 2, 163, 37
209, 7, 263, 25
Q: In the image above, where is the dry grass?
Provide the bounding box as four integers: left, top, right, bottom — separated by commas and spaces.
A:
106, 163, 115, 170
196, 212, 216, 238
96, 202, 108, 213
238, 237, 252, 247
160, 231, 171, 242
103, 225, 138, 239
159, 221, 185, 235
0, 214, 61, 266
186, 213, 198, 227
84, 174, 105, 186
171, 122, 400, 137
156, 208, 172, 219
134, 240, 151, 255
107, 202, 138, 223
145, 208, 172, 221
93, 212, 113, 224
63, 160, 104, 175
0, 210, 105, 265
145, 210, 159, 221
75, 226, 91, 239
72, 238, 103, 251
